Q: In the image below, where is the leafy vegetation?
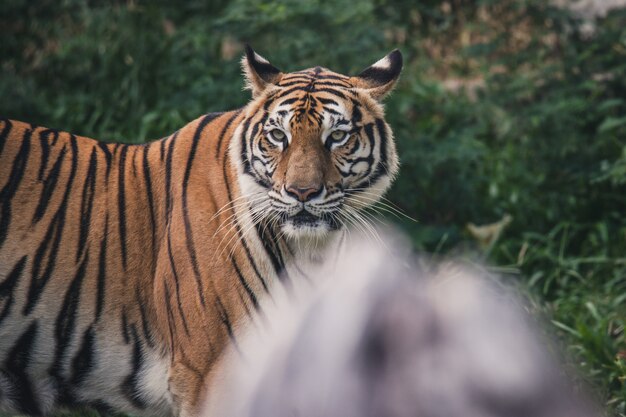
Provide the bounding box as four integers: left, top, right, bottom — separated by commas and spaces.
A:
2, 0, 625, 414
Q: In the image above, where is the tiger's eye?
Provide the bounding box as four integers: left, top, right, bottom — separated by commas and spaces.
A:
330, 130, 346, 141
270, 129, 287, 141
270, 129, 286, 141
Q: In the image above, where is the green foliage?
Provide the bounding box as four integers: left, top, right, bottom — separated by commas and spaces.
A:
1, 0, 625, 414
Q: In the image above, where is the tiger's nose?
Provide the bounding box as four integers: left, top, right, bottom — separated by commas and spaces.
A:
285, 184, 323, 202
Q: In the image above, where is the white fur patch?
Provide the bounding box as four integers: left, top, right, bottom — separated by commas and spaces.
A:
371, 55, 391, 69
253, 52, 269, 64
137, 351, 172, 416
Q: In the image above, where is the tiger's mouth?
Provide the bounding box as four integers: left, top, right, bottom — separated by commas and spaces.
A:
281, 209, 342, 238
290, 210, 320, 226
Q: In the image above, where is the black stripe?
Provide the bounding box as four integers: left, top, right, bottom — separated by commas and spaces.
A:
248, 117, 263, 148
215, 296, 240, 353
298, 77, 352, 87
317, 97, 339, 106
255, 222, 285, 279
345, 134, 361, 155
142, 145, 158, 261
362, 122, 377, 176
117, 145, 129, 270
26, 207, 63, 314
76, 146, 98, 262
277, 80, 311, 87
24, 135, 79, 315
276, 97, 299, 107
231, 258, 259, 309
95, 213, 108, 321
164, 132, 179, 221
50, 249, 90, 379
215, 110, 242, 158
268, 227, 287, 278
163, 283, 177, 354
37, 129, 54, 180
274, 85, 309, 100
369, 118, 389, 183
32, 144, 67, 224
321, 194, 344, 205
136, 286, 155, 348
278, 79, 350, 89
312, 80, 353, 88
4, 321, 41, 415
122, 325, 148, 410
276, 80, 320, 87
351, 100, 363, 123
0, 118, 12, 155
162, 129, 188, 341
166, 234, 190, 336
181, 113, 222, 307
97, 142, 112, 180
263, 91, 279, 111
311, 87, 348, 99
70, 324, 96, 385
0, 256, 27, 325
235, 286, 253, 319
231, 224, 270, 291
239, 115, 254, 176
280, 74, 314, 81
323, 107, 341, 116
0, 127, 31, 247
277, 85, 348, 101
316, 73, 352, 82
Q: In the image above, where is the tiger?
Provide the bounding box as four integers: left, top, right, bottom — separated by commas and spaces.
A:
0, 45, 402, 417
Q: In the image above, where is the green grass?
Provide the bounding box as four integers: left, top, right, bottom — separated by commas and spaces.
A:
496, 222, 626, 413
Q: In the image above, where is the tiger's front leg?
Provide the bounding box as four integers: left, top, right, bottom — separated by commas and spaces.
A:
155, 291, 217, 416
168, 361, 205, 417
166, 332, 234, 417
153, 248, 243, 417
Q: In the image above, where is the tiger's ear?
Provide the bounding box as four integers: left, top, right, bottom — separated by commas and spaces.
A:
242, 45, 283, 98
351, 49, 403, 101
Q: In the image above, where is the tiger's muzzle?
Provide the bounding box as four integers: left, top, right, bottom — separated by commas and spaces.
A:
268, 184, 344, 238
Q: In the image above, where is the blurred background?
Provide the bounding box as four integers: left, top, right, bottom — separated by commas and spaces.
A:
1, 0, 625, 414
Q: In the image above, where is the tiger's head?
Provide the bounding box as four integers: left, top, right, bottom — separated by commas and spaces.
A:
233, 46, 402, 240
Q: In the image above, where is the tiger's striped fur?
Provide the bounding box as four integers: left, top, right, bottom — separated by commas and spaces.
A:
0, 46, 402, 416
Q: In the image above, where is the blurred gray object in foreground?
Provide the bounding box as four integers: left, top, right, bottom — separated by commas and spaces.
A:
206, 230, 597, 417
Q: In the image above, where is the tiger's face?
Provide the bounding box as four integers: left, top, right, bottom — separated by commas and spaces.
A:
235, 47, 402, 240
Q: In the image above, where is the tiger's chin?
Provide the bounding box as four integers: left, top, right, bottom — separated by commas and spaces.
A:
281, 211, 341, 240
